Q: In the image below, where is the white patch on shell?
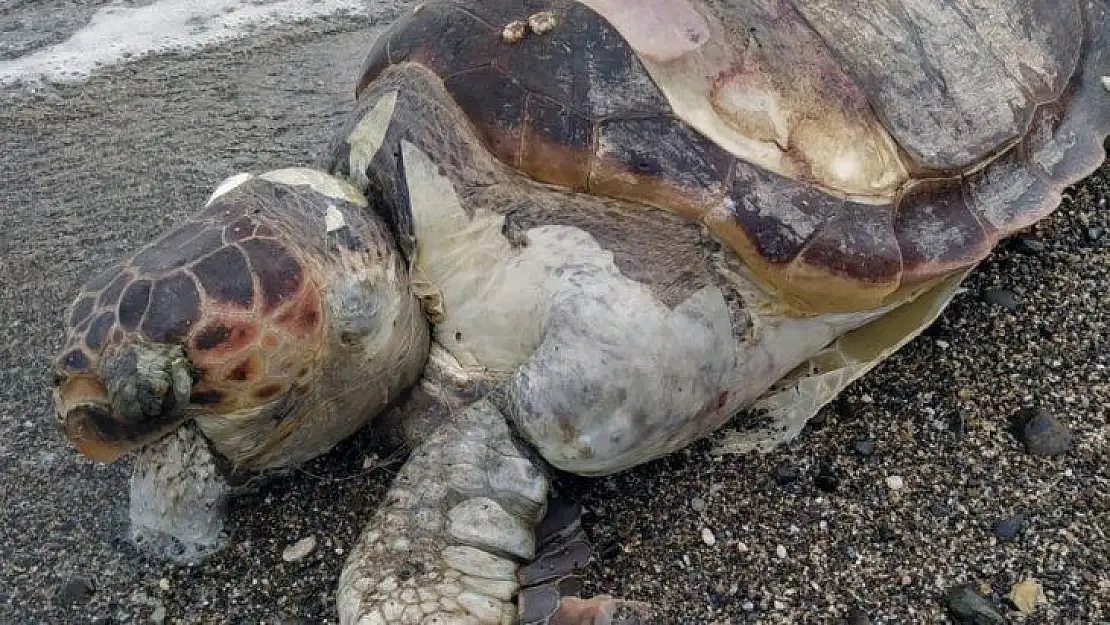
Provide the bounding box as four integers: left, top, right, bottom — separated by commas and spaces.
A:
259, 167, 367, 206
204, 172, 254, 206
347, 89, 398, 190
325, 205, 346, 232
401, 140, 886, 474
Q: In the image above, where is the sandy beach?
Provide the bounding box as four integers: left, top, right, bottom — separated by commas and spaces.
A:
1, 2, 1107, 623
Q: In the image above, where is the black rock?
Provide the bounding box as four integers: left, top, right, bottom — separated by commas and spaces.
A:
1010, 236, 1046, 254
851, 437, 876, 457
57, 576, 95, 605
945, 584, 1006, 624
846, 605, 873, 625
774, 465, 800, 486
949, 412, 967, 441
993, 513, 1026, 541
929, 502, 953, 518
981, 288, 1020, 311
815, 463, 840, 492
598, 540, 622, 560
875, 523, 900, 544
1014, 407, 1072, 457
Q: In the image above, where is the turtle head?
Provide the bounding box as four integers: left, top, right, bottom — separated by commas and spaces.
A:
52, 168, 431, 470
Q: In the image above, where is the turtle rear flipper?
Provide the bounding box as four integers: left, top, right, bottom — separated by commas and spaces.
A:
713, 268, 971, 455
517, 497, 652, 624
337, 398, 652, 624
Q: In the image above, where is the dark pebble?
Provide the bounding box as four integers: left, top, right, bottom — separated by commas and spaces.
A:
774, 465, 800, 486
1010, 236, 1046, 254
875, 523, 899, 543
851, 437, 876, 457
814, 463, 839, 492
929, 502, 953, 518
980, 288, 1020, 311
949, 412, 967, 441
994, 513, 1025, 541
598, 540, 622, 560
945, 584, 1006, 625
1085, 226, 1104, 243
846, 605, 873, 625
807, 410, 830, 430
1014, 407, 1072, 457
57, 575, 95, 605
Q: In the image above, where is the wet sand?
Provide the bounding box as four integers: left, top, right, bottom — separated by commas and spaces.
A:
1, 6, 1107, 624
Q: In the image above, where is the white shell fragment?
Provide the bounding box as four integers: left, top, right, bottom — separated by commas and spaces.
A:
528, 11, 558, 35
502, 20, 527, 43
282, 535, 317, 562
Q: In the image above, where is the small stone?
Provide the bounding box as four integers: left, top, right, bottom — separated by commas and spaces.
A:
945, 584, 1005, 625
1010, 236, 1046, 254
701, 527, 716, 547
929, 503, 952, 517
1085, 226, 1104, 243
527, 11, 558, 35
598, 540, 621, 560
281, 535, 316, 562
852, 437, 876, 457
775, 544, 787, 559
875, 524, 899, 543
57, 576, 95, 605
158, 578, 170, 591
993, 513, 1025, 541
1014, 407, 1072, 456
774, 465, 800, 485
981, 288, 1020, 311
1009, 578, 1045, 615
885, 475, 905, 490
737, 542, 748, 553
846, 605, 872, 625
814, 463, 839, 492
690, 497, 707, 512
150, 603, 167, 624
501, 20, 527, 43
742, 601, 755, 611
949, 412, 967, 440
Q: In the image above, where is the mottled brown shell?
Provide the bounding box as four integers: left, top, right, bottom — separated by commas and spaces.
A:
356, 0, 1110, 313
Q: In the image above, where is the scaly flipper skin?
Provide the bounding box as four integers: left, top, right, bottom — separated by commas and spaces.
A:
337, 399, 547, 624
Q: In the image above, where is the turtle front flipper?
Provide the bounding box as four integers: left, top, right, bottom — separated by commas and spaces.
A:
337, 398, 652, 625
338, 398, 542, 624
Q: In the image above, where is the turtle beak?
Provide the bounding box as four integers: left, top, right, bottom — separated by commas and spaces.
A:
54, 374, 127, 462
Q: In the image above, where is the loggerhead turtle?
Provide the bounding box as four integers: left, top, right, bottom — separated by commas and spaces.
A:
51, 0, 1108, 623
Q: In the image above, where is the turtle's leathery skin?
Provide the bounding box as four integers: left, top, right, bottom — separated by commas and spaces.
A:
53, 169, 430, 471
337, 399, 545, 625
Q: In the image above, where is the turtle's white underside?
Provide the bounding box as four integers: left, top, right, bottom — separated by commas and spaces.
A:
385, 114, 891, 473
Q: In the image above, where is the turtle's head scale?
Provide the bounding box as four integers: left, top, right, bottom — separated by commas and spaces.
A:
52, 169, 430, 470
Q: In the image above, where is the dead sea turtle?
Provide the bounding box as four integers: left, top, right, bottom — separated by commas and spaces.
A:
51, 1, 1108, 623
